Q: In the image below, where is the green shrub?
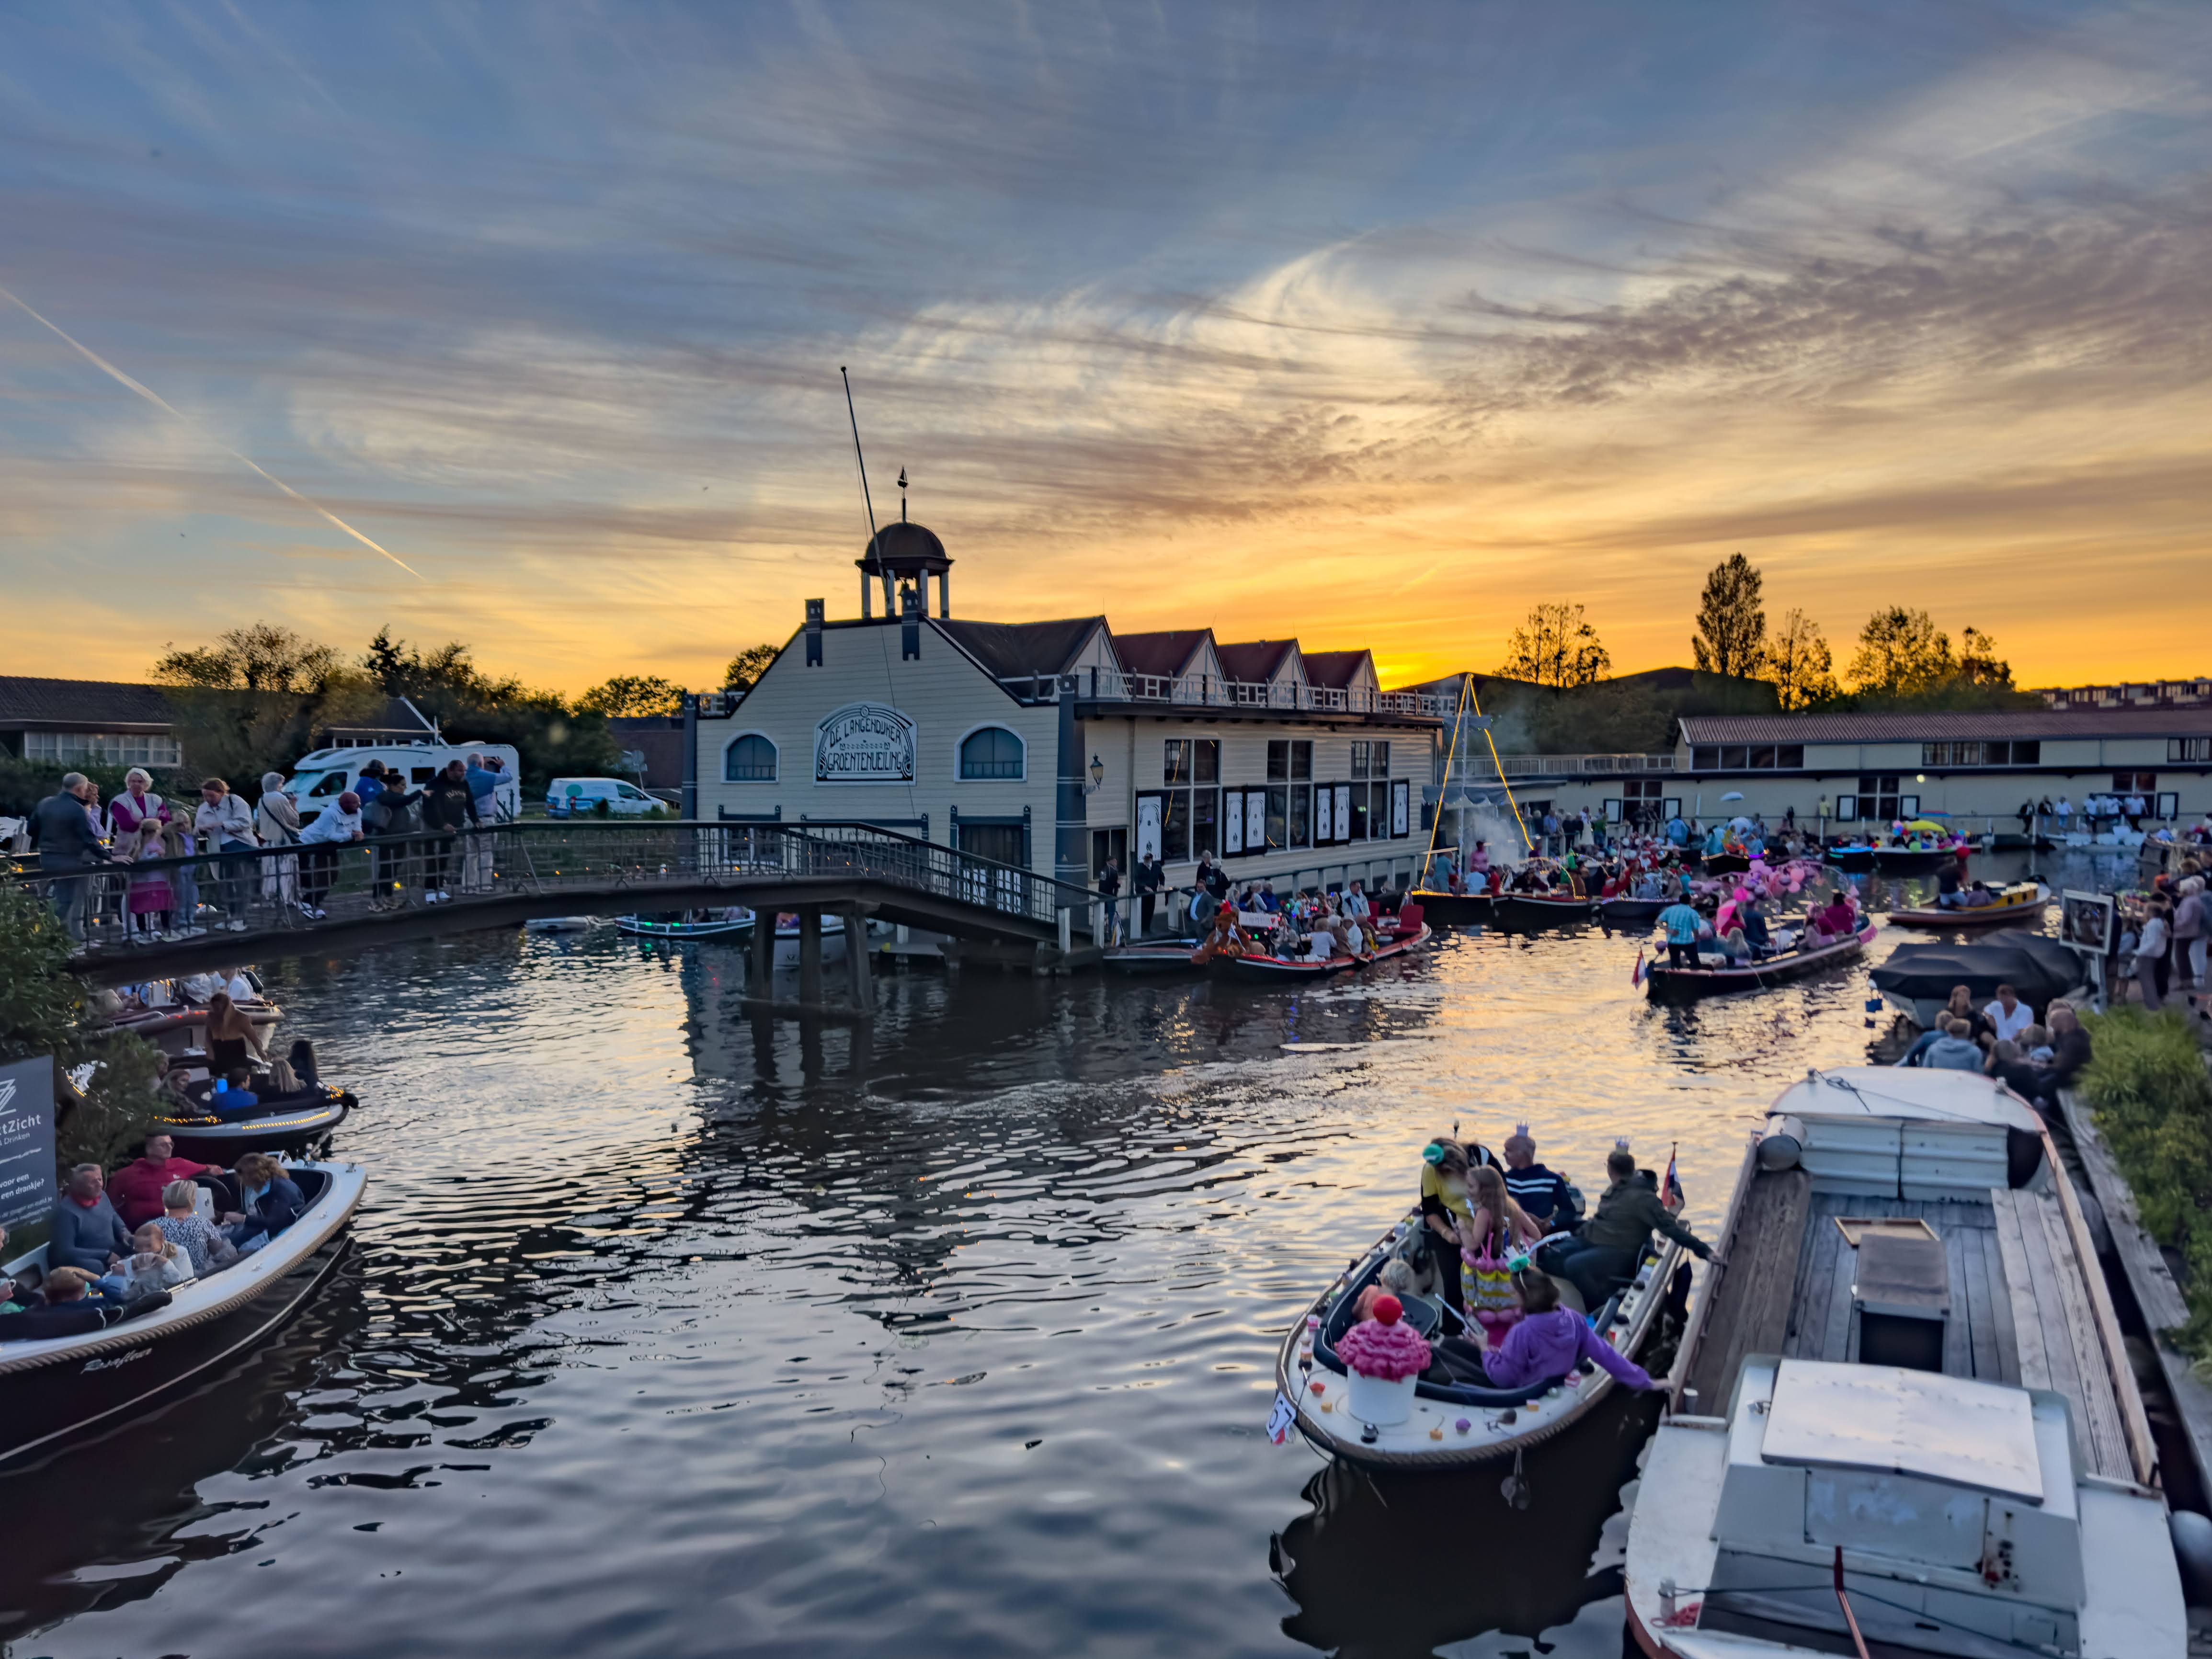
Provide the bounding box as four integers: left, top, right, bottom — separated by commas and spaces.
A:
2079, 1006, 2212, 1361
0, 885, 161, 1194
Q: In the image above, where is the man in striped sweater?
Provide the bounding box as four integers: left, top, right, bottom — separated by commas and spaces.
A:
1502, 1130, 1577, 1234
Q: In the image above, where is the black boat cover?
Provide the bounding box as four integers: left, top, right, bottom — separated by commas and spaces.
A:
1870, 929, 2081, 1010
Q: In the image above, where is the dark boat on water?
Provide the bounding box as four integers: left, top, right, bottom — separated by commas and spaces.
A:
1643, 921, 1876, 1002
1699, 851, 1751, 875
153, 1083, 355, 1163
0, 1161, 365, 1467
1597, 896, 1668, 929
1874, 842, 1966, 875
1820, 842, 1876, 870
1490, 892, 1593, 931
1100, 938, 1202, 974
616, 907, 754, 940
1403, 889, 1491, 927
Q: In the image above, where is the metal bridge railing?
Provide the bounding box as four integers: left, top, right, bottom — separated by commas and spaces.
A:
6, 820, 1103, 959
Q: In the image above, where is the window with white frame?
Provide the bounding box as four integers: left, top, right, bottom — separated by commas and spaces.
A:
958, 726, 1026, 780
723, 733, 778, 782
22, 731, 182, 768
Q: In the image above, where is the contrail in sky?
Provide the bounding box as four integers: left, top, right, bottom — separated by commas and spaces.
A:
0, 284, 425, 580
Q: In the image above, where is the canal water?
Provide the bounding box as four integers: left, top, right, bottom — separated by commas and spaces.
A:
6, 852, 2094, 1658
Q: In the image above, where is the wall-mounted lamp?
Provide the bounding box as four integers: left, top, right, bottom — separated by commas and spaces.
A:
1085, 755, 1106, 794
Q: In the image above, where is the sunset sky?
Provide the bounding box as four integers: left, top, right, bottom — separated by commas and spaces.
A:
3, 2, 2208, 695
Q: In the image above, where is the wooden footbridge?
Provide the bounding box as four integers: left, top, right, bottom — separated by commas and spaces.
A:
13, 822, 1113, 1006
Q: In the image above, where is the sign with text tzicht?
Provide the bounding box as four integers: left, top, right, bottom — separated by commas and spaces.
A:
814, 703, 916, 785
0, 1056, 57, 1234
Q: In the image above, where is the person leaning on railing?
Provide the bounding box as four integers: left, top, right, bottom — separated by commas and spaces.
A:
296, 791, 365, 920
30, 772, 112, 945
420, 760, 479, 905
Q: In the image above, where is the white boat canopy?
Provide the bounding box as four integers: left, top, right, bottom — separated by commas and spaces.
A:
1760, 1359, 2045, 1503
1771, 1066, 2043, 1134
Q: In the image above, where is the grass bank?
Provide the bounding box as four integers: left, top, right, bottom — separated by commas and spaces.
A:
2079, 1006, 2212, 1362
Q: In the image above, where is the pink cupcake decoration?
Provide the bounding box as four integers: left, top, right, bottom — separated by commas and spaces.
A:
1335, 1296, 1431, 1384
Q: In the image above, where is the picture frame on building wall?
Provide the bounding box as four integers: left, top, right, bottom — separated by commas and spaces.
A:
2059, 890, 2114, 956
1135, 793, 1163, 863
1391, 779, 1410, 837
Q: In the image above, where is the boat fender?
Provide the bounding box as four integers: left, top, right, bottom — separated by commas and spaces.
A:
1757, 1114, 1805, 1171
2171, 1510, 2212, 1608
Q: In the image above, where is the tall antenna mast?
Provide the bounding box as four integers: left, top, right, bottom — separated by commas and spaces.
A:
841, 367, 892, 616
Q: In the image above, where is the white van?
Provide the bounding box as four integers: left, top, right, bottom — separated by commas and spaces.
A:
546, 776, 665, 817
285, 741, 524, 823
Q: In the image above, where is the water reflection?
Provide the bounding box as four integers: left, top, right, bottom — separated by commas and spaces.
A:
8, 853, 2088, 1656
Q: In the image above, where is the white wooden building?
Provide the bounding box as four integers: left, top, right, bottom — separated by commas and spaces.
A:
683, 523, 1448, 909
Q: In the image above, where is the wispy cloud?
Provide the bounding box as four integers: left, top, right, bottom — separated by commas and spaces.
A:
0, 1, 2207, 689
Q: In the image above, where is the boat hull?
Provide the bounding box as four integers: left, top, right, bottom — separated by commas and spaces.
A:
1644, 925, 1874, 1002
1405, 888, 1492, 927
616, 914, 754, 940
154, 1092, 353, 1162
1699, 852, 1751, 875
1874, 846, 1961, 874
1821, 846, 1876, 870
0, 1163, 363, 1468
1598, 897, 1668, 928
1886, 893, 2051, 930
1491, 894, 1593, 931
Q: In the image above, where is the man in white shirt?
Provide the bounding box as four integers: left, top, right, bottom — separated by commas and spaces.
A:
194, 779, 259, 932
1983, 983, 2034, 1045
296, 792, 365, 918
2054, 795, 2072, 829
1343, 880, 1371, 921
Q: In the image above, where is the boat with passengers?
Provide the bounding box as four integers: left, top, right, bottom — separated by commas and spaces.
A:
1623, 1066, 2184, 1657
0, 1159, 365, 1466
616, 906, 755, 941
1886, 880, 2052, 931
1275, 1147, 1692, 1472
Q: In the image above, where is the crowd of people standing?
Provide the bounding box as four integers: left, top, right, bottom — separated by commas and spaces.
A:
20, 755, 510, 947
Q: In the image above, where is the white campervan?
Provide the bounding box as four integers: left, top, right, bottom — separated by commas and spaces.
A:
284, 741, 524, 823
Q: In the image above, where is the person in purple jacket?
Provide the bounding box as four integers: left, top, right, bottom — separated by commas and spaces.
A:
1472, 1270, 1655, 1392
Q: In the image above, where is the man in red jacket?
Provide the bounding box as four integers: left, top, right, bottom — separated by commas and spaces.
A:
109, 1134, 217, 1230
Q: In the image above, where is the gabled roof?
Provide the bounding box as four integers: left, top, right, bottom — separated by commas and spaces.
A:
934, 617, 1108, 682
1214, 639, 1300, 682
1301, 649, 1375, 690
0, 676, 176, 731
1113, 629, 1214, 679
1680, 708, 2212, 745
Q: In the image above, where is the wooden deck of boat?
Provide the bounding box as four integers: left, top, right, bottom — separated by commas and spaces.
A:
1686, 1171, 2132, 1479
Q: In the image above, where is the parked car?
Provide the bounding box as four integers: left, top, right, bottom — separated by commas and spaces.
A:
546, 777, 664, 817
285, 741, 523, 822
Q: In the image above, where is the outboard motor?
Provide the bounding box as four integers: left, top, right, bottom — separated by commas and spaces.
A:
288, 1038, 319, 1087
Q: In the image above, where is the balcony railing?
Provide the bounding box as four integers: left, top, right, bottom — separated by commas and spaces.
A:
1492, 753, 1677, 779
1068, 666, 1454, 719
8, 821, 1106, 961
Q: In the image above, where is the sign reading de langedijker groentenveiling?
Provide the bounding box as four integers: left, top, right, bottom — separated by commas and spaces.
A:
0, 1056, 57, 1234
815, 703, 916, 784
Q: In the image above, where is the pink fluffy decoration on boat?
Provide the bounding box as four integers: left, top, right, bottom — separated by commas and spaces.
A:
1335, 1299, 1432, 1382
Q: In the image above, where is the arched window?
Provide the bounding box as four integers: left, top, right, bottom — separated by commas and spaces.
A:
724, 733, 778, 782
958, 726, 1025, 781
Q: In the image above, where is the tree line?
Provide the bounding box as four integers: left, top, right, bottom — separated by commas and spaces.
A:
1495, 552, 2033, 714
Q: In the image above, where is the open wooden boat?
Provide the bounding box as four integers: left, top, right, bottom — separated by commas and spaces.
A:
1405, 888, 1492, 927
1349, 922, 1430, 966
1491, 892, 1594, 931
1887, 881, 2052, 931
1213, 946, 1361, 982
1274, 1208, 1685, 1472
1643, 922, 1876, 1002
0, 1161, 365, 1467
1625, 1068, 2181, 1657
